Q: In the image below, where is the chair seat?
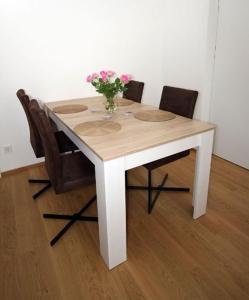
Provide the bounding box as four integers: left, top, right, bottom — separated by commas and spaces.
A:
143, 150, 190, 171
55, 152, 95, 194
54, 131, 78, 153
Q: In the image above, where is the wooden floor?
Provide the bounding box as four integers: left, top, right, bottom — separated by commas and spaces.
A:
1, 152, 249, 300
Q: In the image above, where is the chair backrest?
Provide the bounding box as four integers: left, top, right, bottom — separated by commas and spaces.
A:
159, 86, 198, 119
123, 80, 144, 103
16, 89, 44, 158
29, 100, 62, 188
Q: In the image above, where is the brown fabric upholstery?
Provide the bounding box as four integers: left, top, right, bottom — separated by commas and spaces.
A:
17, 89, 44, 157
54, 131, 78, 153
17, 89, 77, 157
144, 150, 190, 171
60, 152, 95, 193
123, 80, 144, 102
29, 100, 95, 194
159, 86, 198, 118
144, 86, 198, 171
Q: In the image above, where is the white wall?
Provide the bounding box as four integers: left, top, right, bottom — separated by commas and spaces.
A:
209, 0, 249, 169
0, 0, 213, 172
160, 0, 212, 120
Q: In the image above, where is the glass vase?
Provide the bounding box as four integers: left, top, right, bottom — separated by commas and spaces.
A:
104, 96, 117, 114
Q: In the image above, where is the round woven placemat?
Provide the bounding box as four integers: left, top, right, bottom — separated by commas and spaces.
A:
53, 104, 88, 114
115, 98, 134, 106
134, 110, 176, 122
74, 120, 121, 136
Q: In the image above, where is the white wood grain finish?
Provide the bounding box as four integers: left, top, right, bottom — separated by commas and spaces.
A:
95, 157, 127, 269
45, 96, 215, 269
192, 130, 214, 218
45, 96, 215, 161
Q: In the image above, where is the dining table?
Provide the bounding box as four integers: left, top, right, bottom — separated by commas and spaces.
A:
45, 95, 215, 270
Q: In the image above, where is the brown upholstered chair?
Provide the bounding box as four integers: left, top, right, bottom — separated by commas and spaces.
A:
127, 86, 198, 213
17, 89, 78, 199
123, 80, 144, 102
29, 99, 97, 246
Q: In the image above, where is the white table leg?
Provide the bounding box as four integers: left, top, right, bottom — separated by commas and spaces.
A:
193, 130, 214, 219
95, 157, 127, 269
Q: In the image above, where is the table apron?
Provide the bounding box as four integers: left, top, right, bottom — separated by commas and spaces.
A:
125, 132, 207, 170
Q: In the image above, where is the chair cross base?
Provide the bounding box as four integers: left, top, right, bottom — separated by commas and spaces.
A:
43, 195, 98, 246
28, 179, 51, 199
126, 171, 190, 214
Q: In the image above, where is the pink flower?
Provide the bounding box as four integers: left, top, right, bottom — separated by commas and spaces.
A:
100, 70, 107, 77
100, 70, 108, 82
120, 74, 131, 84
107, 70, 115, 77
86, 75, 93, 82
91, 73, 99, 80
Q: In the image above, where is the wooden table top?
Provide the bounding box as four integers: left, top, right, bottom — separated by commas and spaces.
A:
45, 96, 215, 161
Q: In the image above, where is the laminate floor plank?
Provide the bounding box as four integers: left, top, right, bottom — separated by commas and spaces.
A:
0, 152, 249, 300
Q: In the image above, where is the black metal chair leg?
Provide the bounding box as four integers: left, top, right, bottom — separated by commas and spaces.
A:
77, 195, 97, 215
148, 170, 152, 214
44, 195, 97, 246
29, 179, 50, 184
148, 173, 168, 214
127, 185, 189, 192
127, 171, 190, 213
50, 216, 77, 246
159, 187, 190, 192
127, 185, 149, 190
43, 213, 97, 221
50, 215, 98, 246
28, 178, 51, 199
43, 213, 76, 220
32, 182, 52, 199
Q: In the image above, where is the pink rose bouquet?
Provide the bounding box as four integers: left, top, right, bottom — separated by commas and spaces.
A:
86, 70, 131, 113
86, 70, 131, 99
